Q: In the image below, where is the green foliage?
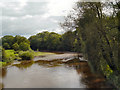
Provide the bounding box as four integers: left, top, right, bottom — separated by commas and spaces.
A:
33, 51, 53, 57
0, 46, 2, 60
1, 48, 53, 63
2, 35, 30, 50
12, 43, 19, 51
2, 48, 6, 61
3, 43, 10, 49
19, 42, 30, 51
29, 31, 62, 51
2, 32, 80, 52
0, 61, 6, 67
61, 1, 120, 88
61, 31, 75, 51
4, 50, 19, 62
0, 38, 2, 46
14, 35, 30, 45
73, 39, 81, 52
100, 59, 113, 77
19, 51, 33, 60
29, 31, 81, 52
2, 35, 14, 49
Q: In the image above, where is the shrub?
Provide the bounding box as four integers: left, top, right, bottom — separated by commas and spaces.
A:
19, 51, 33, 60
3, 50, 16, 62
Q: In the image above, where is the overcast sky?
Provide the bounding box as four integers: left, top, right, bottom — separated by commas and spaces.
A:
0, 0, 78, 38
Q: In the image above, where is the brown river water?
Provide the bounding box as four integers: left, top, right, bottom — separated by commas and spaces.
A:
0, 53, 115, 89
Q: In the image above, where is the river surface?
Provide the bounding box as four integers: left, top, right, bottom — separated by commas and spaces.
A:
0, 53, 114, 88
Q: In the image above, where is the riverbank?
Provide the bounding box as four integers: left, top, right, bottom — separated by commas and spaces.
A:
2, 52, 114, 88
1, 53, 115, 88
0, 49, 80, 67
0, 49, 55, 67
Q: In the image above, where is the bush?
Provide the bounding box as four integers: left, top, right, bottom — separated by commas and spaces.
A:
3, 50, 16, 62
19, 51, 33, 60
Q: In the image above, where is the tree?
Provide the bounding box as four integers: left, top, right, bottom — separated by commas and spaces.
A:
61, 1, 120, 74
29, 36, 41, 50
12, 43, 19, 51
29, 31, 62, 51
0, 38, 2, 46
61, 31, 75, 51
73, 39, 81, 52
2, 35, 14, 49
1, 48, 6, 61
3, 43, 10, 49
14, 35, 30, 45
2, 35, 30, 50
47, 32, 62, 51
0, 46, 2, 61
19, 42, 30, 51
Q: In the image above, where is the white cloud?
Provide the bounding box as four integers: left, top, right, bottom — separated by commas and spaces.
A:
41, 0, 78, 19
0, 2, 5, 7
10, 17, 18, 20
22, 15, 33, 19
47, 0, 77, 16
1, 0, 77, 37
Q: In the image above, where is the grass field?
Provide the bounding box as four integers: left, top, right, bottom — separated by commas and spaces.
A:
5, 50, 54, 60
5, 50, 53, 58
33, 51, 54, 56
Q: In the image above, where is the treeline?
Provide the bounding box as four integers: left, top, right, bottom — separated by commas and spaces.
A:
29, 31, 81, 52
61, 1, 120, 88
2, 35, 30, 51
0, 35, 33, 62
1, 31, 81, 52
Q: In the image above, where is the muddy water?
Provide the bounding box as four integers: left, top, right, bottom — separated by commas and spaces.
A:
1, 53, 114, 88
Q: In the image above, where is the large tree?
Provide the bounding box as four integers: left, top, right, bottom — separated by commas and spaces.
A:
2, 35, 14, 49
29, 31, 62, 51
12, 43, 19, 51
19, 42, 30, 51
61, 1, 120, 75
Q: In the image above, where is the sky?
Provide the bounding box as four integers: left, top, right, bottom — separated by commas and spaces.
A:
0, 0, 78, 38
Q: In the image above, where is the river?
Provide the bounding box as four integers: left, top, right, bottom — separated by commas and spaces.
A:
0, 52, 114, 88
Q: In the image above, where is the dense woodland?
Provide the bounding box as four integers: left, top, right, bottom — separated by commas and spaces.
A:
0, 31, 81, 63
0, 1, 120, 89
61, 1, 120, 88
1, 31, 80, 52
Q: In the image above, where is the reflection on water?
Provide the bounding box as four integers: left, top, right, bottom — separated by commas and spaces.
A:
1, 54, 115, 88
2, 64, 84, 88
67, 61, 114, 88
12, 60, 34, 70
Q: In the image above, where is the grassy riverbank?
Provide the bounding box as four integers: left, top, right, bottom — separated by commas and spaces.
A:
33, 51, 53, 57
0, 49, 54, 67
